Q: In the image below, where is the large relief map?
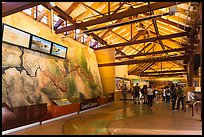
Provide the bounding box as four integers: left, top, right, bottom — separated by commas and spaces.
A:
2, 42, 103, 107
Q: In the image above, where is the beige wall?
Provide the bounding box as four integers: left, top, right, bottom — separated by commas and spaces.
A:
95, 48, 115, 94
115, 65, 128, 78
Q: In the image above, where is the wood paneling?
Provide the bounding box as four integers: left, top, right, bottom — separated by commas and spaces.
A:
2, 103, 50, 131
49, 102, 80, 118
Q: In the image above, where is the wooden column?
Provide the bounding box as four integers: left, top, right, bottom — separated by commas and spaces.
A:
199, 2, 202, 121
95, 48, 116, 99
187, 53, 194, 87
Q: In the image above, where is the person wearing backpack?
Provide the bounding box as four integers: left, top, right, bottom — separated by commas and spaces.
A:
176, 85, 185, 110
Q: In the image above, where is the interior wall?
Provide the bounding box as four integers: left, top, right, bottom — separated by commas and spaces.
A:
115, 65, 128, 78
95, 48, 115, 94
2, 12, 103, 107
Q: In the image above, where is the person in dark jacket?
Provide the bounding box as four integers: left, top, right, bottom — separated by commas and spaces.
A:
122, 83, 127, 103
133, 83, 141, 104
141, 85, 147, 104
170, 83, 177, 111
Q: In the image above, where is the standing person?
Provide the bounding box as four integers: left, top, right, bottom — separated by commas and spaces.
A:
170, 83, 177, 111
122, 83, 127, 103
162, 87, 166, 102
176, 85, 185, 110
165, 86, 171, 103
133, 83, 141, 104
141, 85, 147, 104
147, 85, 154, 108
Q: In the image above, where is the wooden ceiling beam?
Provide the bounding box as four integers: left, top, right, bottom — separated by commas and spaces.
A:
94, 31, 188, 50
148, 2, 165, 52
42, 3, 108, 47
98, 55, 189, 67
132, 69, 187, 75
80, 2, 104, 16
2, 2, 43, 17
139, 73, 187, 77
91, 3, 126, 48
52, 6, 77, 26
129, 62, 156, 75
143, 13, 191, 32
55, 2, 182, 33
118, 23, 153, 51
189, 3, 201, 39
36, 8, 48, 22
54, 2, 80, 29
79, 2, 181, 27
116, 46, 193, 59
149, 30, 188, 47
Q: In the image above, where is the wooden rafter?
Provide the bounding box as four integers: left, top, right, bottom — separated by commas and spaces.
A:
94, 32, 188, 50
133, 69, 187, 75
98, 55, 189, 67
139, 73, 187, 77
111, 30, 129, 42
148, 2, 165, 52
140, 62, 158, 73
129, 62, 156, 75
2, 2, 43, 17
143, 12, 191, 32
42, 3, 108, 48
36, 8, 48, 22
81, 2, 104, 16
116, 46, 193, 59
118, 23, 153, 51
149, 30, 188, 47
54, 2, 80, 29
91, 3, 126, 48
55, 2, 182, 33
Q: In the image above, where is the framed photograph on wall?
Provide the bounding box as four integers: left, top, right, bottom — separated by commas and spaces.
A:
51, 43, 68, 58
30, 35, 52, 54
2, 24, 30, 48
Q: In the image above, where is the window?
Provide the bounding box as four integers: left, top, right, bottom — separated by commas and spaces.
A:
23, 8, 32, 16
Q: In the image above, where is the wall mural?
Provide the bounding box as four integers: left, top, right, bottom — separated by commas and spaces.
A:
2, 42, 103, 107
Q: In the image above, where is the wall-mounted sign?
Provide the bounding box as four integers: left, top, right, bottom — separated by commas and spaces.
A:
80, 98, 99, 111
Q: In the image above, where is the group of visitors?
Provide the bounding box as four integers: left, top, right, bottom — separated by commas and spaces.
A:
122, 82, 185, 111
162, 83, 185, 111
122, 83, 155, 109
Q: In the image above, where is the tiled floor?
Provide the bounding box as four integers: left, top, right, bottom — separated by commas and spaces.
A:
6, 98, 202, 135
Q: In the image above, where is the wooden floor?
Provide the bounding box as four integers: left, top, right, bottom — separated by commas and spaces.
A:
5, 97, 202, 135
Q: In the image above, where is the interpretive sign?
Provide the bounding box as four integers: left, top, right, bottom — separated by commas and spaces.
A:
80, 98, 99, 111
